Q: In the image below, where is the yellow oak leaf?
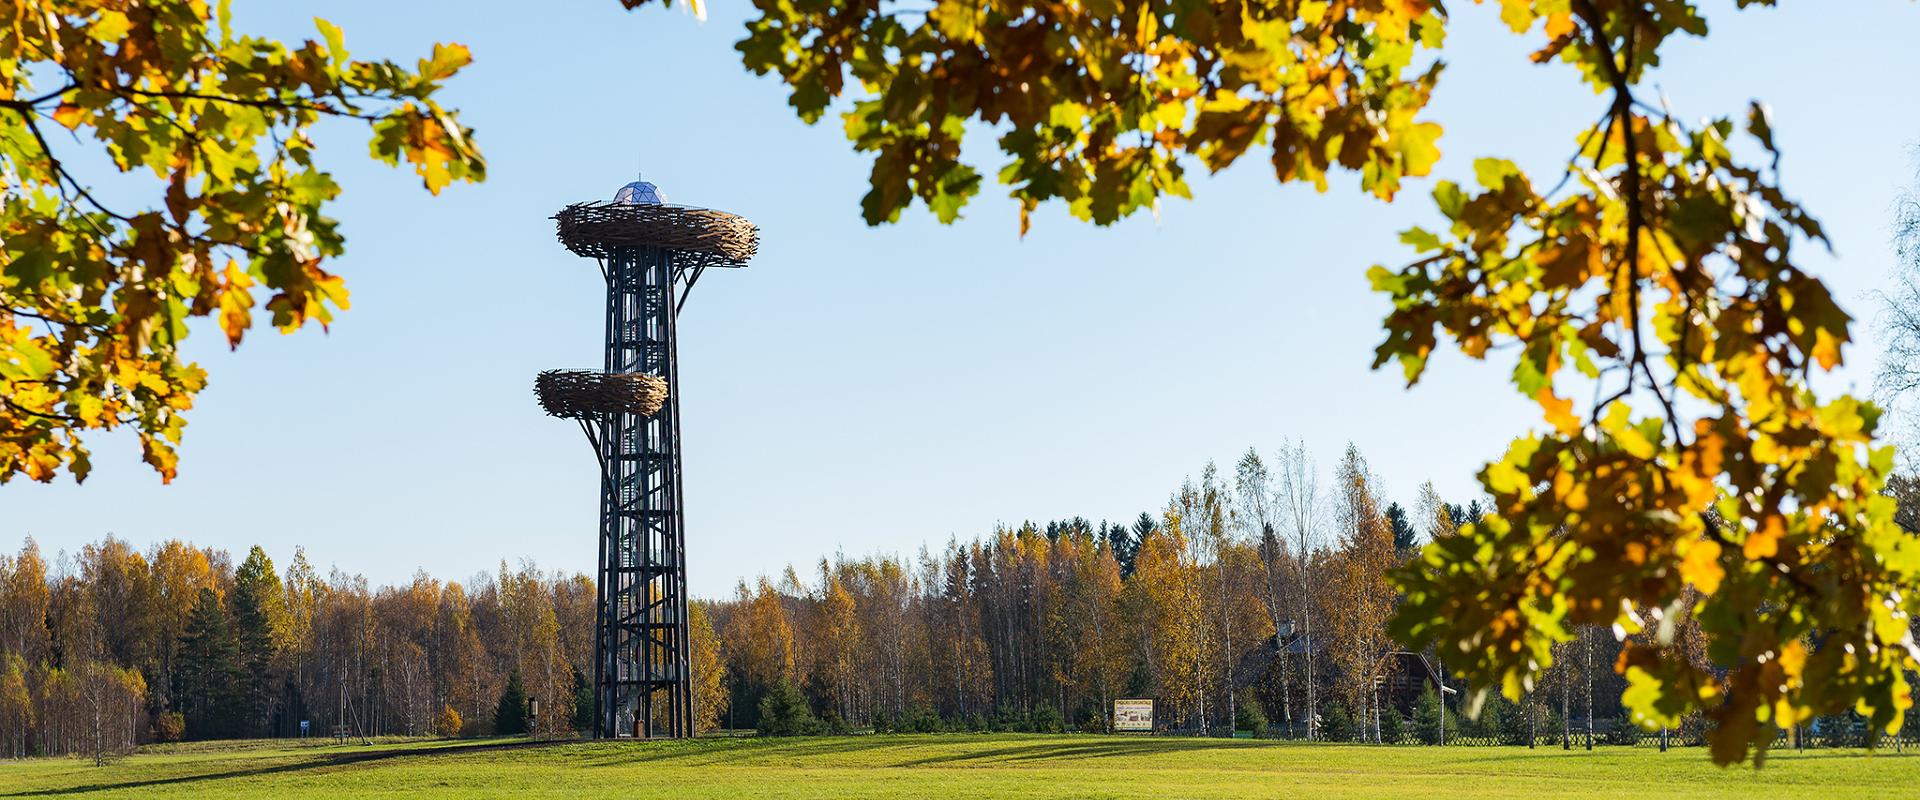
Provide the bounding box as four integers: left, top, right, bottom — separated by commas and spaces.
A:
1536, 387, 1579, 435
51, 103, 85, 130
1745, 515, 1784, 560
1679, 537, 1724, 595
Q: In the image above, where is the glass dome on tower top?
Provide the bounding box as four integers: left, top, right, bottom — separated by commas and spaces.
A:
613, 174, 666, 205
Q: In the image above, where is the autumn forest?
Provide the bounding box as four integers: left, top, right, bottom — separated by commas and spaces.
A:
6, 440, 1920, 760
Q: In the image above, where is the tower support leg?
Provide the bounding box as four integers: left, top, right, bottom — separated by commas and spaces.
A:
594, 245, 693, 739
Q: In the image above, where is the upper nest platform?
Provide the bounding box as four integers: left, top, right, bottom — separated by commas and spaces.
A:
553, 202, 759, 268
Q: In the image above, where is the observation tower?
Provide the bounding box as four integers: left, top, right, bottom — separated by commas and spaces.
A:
535, 176, 758, 738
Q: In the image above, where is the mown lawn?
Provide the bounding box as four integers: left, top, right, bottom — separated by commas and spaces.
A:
2, 734, 1917, 799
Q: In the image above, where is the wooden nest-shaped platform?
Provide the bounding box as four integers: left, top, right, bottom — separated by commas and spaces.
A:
553, 202, 759, 267
535, 369, 668, 420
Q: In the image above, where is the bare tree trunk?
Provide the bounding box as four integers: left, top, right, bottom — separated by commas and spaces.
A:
1217, 551, 1234, 740
90, 672, 104, 767
1304, 607, 1315, 741
1372, 681, 1381, 743
1279, 646, 1292, 737
1194, 651, 1207, 735
1583, 632, 1594, 751
1561, 649, 1571, 750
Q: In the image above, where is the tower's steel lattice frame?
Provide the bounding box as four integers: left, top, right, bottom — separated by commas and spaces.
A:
540, 201, 757, 739
595, 244, 691, 738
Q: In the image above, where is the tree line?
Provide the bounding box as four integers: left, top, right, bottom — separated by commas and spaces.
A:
6, 441, 1916, 757
707, 442, 1626, 740
710, 442, 1917, 746
0, 537, 724, 759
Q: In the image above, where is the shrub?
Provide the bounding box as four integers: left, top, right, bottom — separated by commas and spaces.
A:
823, 708, 853, 735
1082, 709, 1109, 734
1380, 706, 1409, 744
1234, 690, 1267, 738
495, 670, 528, 736
1542, 707, 1566, 746
1495, 697, 1534, 745
1031, 704, 1066, 734
900, 705, 944, 733
1678, 713, 1712, 747
570, 669, 594, 732
1411, 687, 1458, 745
1600, 717, 1641, 746
756, 681, 823, 736
1412, 688, 1440, 744
1462, 695, 1502, 742
1815, 713, 1871, 748
435, 705, 463, 738
151, 711, 185, 743
1319, 702, 1356, 743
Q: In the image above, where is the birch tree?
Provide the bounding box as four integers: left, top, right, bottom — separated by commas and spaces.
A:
1276, 439, 1323, 737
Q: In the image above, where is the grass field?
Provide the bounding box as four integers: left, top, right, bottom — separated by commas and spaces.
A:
3, 734, 1918, 798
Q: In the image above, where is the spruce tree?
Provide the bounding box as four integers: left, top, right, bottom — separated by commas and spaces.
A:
755, 681, 820, 736
495, 670, 529, 735
1233, 689, 1268, 738
1495, 696, 1533, 746
1319, 702, 1356, 743
1115, 513, 1155, 577
1413, 687, 1447, 745
1384, 503, 1418, 553
176, 587, 242, 739
1379, 705, 1409, 744
230, 547, 285, 737
570, 668, 593, 732
1469, 695, 1506, 742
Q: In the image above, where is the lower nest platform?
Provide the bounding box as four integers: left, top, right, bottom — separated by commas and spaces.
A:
535, 369, 668, 420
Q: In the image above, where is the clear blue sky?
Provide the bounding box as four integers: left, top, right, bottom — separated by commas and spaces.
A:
8, 2, 1917, 597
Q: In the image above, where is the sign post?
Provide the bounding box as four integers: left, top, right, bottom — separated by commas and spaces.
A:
1114, 699, 1154, 733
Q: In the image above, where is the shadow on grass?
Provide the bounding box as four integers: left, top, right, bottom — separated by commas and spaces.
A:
0, 739, 565, 797
891, 737, 1251, 767
567, 734, 1258, 770
568, 734, 919, 768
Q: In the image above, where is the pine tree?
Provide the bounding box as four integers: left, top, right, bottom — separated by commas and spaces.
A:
495, 670, 528, 736
176, 587, 242, 739
230, 546, 286, 737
